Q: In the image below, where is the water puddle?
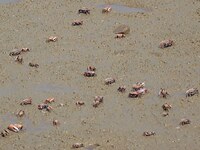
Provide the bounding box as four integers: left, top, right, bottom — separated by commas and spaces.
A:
0, 0, 20, 4
97, 4, 148, 13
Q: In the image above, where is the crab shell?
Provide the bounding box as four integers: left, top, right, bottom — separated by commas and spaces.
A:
72, 143, 84, 148
7, 124, 23, 133
20, 98, 32, 105
102, 7, 112, 13
84, 71, 96, 77
159, 39, 174, 48
76, 101, 85, 106
44, 98, 55, 104
53, 119, 60, 126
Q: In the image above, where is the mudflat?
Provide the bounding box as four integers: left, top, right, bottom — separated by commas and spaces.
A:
0, 0, 200, 149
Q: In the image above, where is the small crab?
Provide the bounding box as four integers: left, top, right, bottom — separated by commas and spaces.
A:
132, 82, 145, 91
7, 124, 23, 133
186, 88, 199, 97
44, 98, 55, 104
78, 8, 90, 14
87, 66, 96, 71
20, 98, 32, 105
15, 56, 23, 64
129, 88, 147, 98
84, 70, 96, 77
9, 49, 22, 56
102, 6, 112, 13
21, 48, 30, 52
118, 86, 126, 92
105, 77, 115, 85
16, 110, 25, 117
53, 119, 60, 126
46, 36, 58, 42
180, 118, 191, 125
72, 20, 83, 26
38, 104, 53, 111
94, 96, 103, 103
29, 62, 39, 68
143, 131, 156, 136
162, 103, 172, 111
76, 101, 85, 106
72, 143, 84, 148
93, 96, 103, 108
1, 129, 9, 137
159, 88, 169, 98
159, 39, 174, 48
115, 33, 125, 39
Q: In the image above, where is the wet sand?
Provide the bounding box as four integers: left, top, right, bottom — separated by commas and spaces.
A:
0, 0, 200, 149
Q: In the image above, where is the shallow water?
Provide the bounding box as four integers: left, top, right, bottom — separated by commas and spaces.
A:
97, 4, 147, 13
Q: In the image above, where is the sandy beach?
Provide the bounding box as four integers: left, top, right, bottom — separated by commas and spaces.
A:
0, 0, 200, 149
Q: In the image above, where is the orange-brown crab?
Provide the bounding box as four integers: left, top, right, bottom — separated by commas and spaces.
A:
132, 82, 145, 91
46, 36, 58, 42
159, 39, 174, 48
159, 88, 169, 98
7, 124, 23, 133
186, 88, 199, 97
72, 20, 83, 26
20, 98, 32, 105
44, 98, 55, 104
129, 88, 147, 98
102, 6, 112, 13
162, 103, 172, 111
143, 131, 156, 136
78, 8, 90, 14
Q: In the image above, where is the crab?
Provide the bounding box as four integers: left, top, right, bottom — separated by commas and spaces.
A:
76, 101, 85, 106
38, 104, 53, 111
78, 8, 90, 14
93, 96, 103, 108
186, 88, 199, 97
180, 118, 191, 125
84, 70, 96, 77
1, 129, 9, 137
44, 98, 55, 104
159, 88, 169, 98
53, 119, 60, 126
15, 56, 23, 64
72, 20, 83, 26
115, 33, 125, 39
7, 124, 23, 133
162, 103, 172, 111
29, 62, 39, 68
20, 98, 32, 105
72, 143, 84, 148
113, 25, 130, 35
102, 6, 112, 13
46, 36, 58, 42
87, 66, 96, 71
143, 131, 156, 136
118, 86, 126, 92
9, 49, 22, 56
105, 77, 115, 85
159, 39, 174, 48
132, 82, 145, 91
16, 110, 25, 117
21, 48, 30, 52
129, 88, 147, 98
